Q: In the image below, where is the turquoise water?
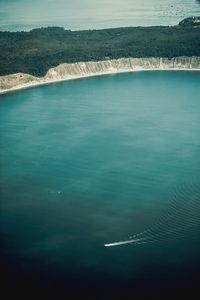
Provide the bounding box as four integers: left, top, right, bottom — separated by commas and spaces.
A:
0, 71, 200, 298
0, 0, 200, 31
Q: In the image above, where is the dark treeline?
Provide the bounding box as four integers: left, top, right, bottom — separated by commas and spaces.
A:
0, 17, 200, 77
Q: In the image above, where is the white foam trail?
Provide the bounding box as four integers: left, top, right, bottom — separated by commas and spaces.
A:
104, 238, 141, 247
104, 182, 200, 248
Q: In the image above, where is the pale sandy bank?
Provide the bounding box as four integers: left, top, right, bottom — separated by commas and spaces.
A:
0, 57, 200, 95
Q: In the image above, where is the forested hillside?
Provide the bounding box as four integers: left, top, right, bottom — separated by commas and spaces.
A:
0, 17, 200, 76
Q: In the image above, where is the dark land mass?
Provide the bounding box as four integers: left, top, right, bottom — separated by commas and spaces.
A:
0, 17, 200, 77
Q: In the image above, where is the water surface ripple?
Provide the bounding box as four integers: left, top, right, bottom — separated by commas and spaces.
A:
0, 71, 200, 297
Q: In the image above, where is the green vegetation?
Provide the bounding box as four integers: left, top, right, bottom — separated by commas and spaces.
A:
0, 17, 200, 77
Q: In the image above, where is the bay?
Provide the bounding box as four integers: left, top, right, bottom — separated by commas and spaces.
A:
0, 71, 200, 298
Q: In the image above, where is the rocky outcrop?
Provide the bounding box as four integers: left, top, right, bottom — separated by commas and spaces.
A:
1, 57, 200, 94
179, 17, 200, 28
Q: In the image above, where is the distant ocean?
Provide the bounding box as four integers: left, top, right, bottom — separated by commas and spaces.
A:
0, 0, 200, 31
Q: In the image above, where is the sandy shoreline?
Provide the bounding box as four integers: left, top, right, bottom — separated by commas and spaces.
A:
1, 58, 200, 95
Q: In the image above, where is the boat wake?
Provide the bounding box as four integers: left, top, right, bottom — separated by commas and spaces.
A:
104, 181, 200, 247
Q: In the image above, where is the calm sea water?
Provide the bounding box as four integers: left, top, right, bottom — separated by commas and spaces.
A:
0, 0, 200, 31
0, 71, 200, 298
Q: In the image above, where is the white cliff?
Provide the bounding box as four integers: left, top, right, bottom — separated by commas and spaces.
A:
0, 57, 200, 94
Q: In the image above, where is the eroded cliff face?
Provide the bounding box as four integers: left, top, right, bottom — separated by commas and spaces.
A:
0, 73, 40, 91
45, 57, 200, 80
0, 57, 200, 94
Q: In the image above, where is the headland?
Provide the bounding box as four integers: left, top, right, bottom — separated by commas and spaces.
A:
0, 17, 200, 94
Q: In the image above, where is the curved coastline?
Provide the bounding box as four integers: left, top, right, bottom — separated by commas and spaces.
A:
0, 56, 200, 95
